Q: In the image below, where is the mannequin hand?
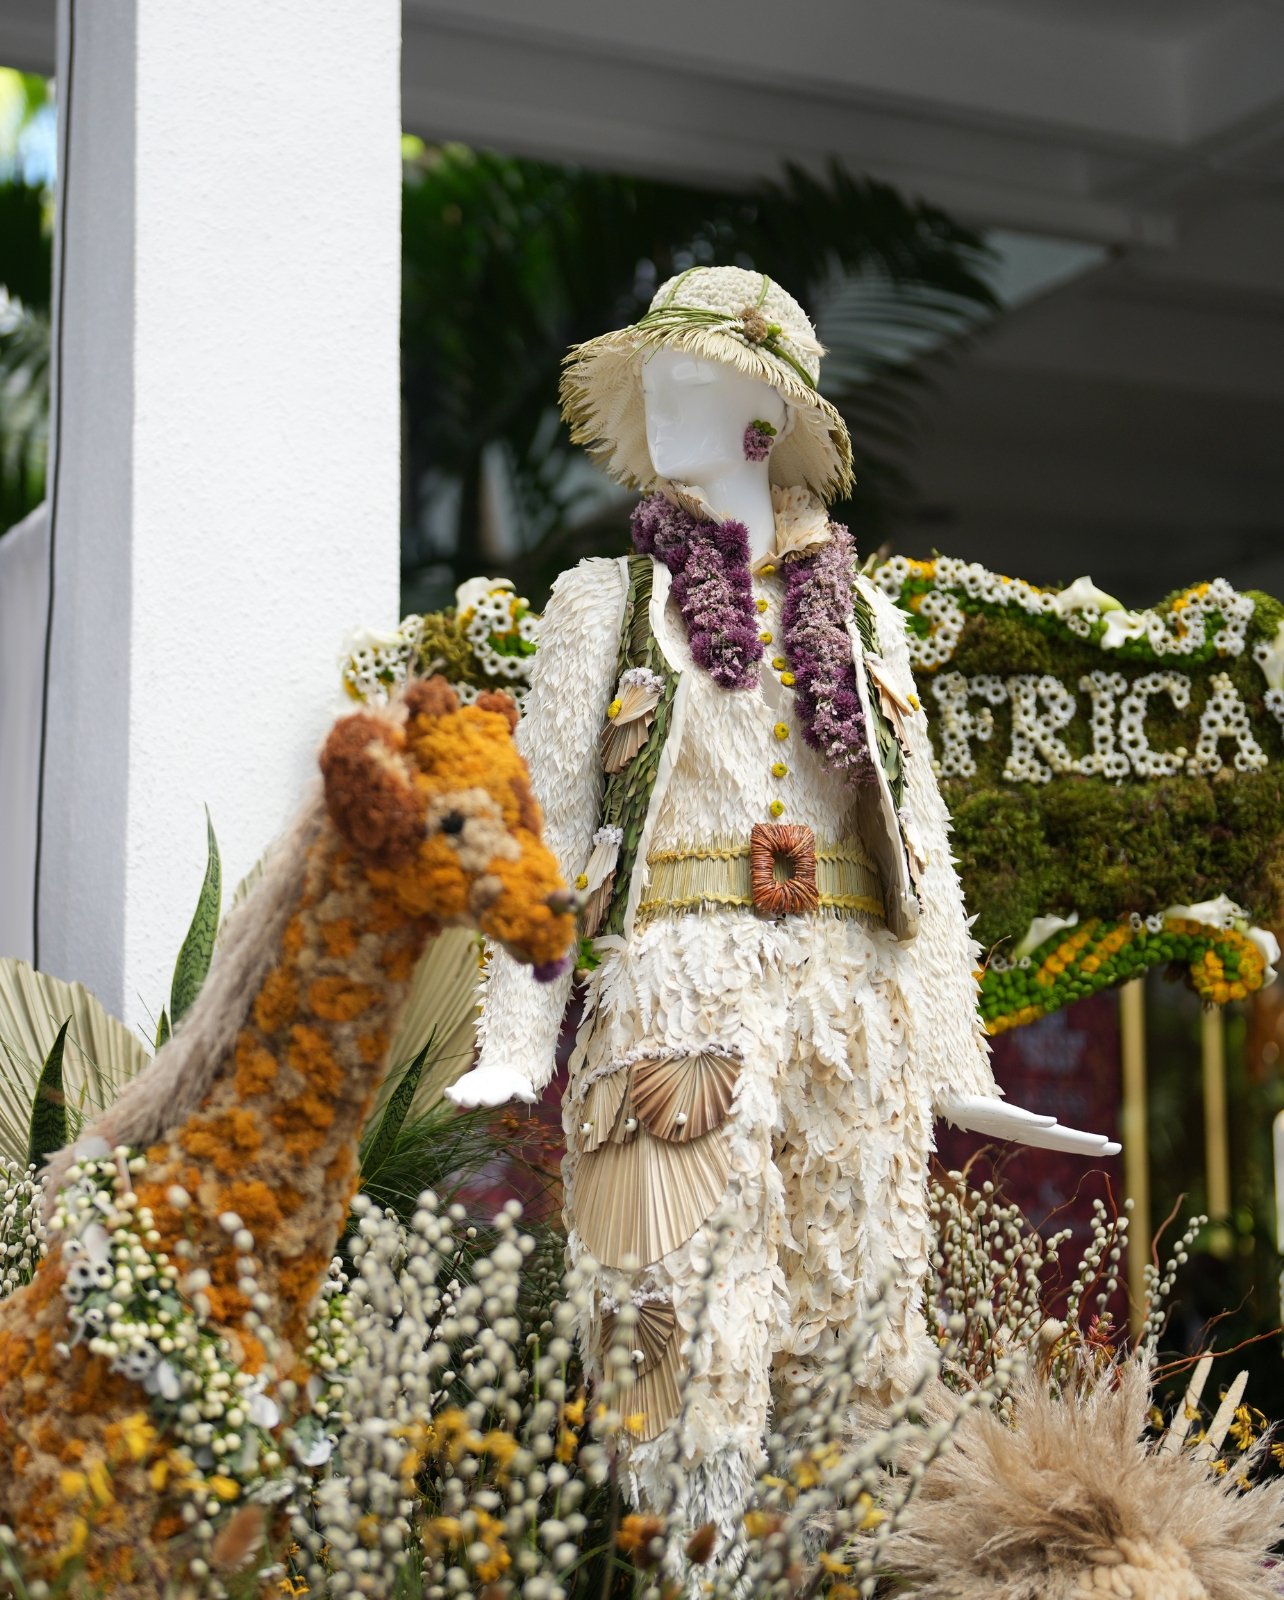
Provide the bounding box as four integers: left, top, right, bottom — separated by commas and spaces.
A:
445, 1065, 538, 1108
938, 1093, 1121, 1157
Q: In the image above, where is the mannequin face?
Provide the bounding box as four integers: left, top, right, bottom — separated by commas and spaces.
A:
641, 347, 788, 484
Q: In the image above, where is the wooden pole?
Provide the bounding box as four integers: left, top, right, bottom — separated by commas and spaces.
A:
1120, 979, 1149, 1335
1202, 1005, 1233, 1257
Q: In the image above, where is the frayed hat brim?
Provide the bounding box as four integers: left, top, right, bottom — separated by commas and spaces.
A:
560, 321, 854, 504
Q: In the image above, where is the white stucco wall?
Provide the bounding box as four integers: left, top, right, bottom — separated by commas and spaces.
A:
38, 1, 402, 1036
0, 505, 49, 966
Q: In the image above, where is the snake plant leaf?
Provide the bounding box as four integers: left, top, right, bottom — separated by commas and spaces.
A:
170, 807, 222, 1025
360, 1034, 435, 1184
26, 1017, 69, 1172
155, 1008, 171, 1050
0, 958, 151, 1166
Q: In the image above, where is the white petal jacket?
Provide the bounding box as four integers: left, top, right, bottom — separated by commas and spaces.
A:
475, 548, 998, 1118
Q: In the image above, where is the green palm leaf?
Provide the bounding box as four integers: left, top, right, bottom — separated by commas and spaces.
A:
26, 1016, 68, 1171
169, 808, 221, 1025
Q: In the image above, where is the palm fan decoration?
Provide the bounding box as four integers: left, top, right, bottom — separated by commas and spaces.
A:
0, 958, 150, 1165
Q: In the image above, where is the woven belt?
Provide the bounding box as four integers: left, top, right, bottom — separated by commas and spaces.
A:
636, 830, 885, 926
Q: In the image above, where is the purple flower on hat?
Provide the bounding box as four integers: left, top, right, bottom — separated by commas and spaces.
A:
742, 420, 777, 462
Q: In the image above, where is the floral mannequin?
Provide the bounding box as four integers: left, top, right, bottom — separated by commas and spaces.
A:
448, 268, 1115, 1545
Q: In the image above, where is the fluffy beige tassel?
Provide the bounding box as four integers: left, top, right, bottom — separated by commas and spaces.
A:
882, 1360, 1284, 1600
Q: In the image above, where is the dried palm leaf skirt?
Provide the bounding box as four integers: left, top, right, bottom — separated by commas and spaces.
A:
563, 905, 935, 1519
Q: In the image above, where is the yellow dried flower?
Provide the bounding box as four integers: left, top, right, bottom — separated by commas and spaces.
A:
755, 597, 769, 614
771, 761, 788, 779
773, 722, 789, 741
780, 671, 795, 687
769, 801, 785, 818
606, 698, 622, 719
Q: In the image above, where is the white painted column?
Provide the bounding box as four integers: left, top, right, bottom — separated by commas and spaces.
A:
39, 0, 402, 1035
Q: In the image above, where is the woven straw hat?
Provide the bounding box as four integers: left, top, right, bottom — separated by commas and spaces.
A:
560, 266, 853, 504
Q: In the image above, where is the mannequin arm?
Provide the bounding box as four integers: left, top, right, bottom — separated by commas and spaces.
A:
938, 1092, 1121, 1157
448, 558, 627, 1109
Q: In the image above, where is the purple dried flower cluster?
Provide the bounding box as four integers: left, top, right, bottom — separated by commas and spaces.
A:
742, 423, 775, 462
630, 495, 763, 689
781, 523, 876, 785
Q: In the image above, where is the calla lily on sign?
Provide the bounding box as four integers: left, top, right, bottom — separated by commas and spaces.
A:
1255, 620, 1284, 691
1051, 576, 1124, 617
1247, 925, 1281, 984
1100, 609, 1150, 650
1013, 911, 1079, 960
1160, 893, 1247, 931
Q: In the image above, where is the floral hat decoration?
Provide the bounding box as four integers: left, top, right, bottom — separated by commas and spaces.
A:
560, 265, 854, 504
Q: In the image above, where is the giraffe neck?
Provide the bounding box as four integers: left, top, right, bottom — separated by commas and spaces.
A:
135, 824, 440, 1364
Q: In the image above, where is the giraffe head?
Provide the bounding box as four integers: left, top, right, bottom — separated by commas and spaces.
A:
320, 676, 576, 977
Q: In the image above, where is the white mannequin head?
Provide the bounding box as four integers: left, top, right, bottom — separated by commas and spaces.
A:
641, 347, 788, 485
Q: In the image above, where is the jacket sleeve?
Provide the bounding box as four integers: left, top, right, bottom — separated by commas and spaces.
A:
473, 557, 628, 1095
867, 584, 1000, 1109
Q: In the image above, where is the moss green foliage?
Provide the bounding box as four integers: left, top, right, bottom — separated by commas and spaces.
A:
600, 555, 680, 939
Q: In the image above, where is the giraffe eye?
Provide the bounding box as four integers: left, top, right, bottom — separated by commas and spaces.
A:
439, 810, 466, 836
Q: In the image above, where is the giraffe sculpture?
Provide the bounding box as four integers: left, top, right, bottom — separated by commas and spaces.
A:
0, 676, 576, 1596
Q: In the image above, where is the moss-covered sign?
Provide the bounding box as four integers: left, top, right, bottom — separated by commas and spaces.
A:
872, 557, 1284, 1030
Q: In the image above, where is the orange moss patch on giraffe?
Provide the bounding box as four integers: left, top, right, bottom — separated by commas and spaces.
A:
252, 967, 299, 1036
231, 1329, 267, 1374
281, 912, 309, 963
307, 974, 381, 1022
358, 1028, 389, 1066
286, 1023, 343, 1095
277, 1251, 332, 1342
271, 1094, 335, 1159
234, 1030, 279, 1099
321, 917, 359, 959
0, 1327, 27, 1388
324, 1146, 354, 1189
180, 1108, 264, 1175
219, 1178, 285, 1240
151, 1511, 184, 1544
382, 939, 420, 984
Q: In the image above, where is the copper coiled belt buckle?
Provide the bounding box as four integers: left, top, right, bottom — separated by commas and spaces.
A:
750, 823, 819, 917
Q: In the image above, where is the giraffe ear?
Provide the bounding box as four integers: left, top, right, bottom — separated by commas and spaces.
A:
404, 674, 459, 720
319, 712, 423, 866
475, 690, 519, 733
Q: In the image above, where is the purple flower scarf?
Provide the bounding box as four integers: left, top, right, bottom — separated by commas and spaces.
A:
629, 494, 874, 784
630, 496, 763, 690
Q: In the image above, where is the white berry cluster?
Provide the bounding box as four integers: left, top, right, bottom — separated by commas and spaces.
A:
1005, 674, 1079, 784
929, 672, 1003, 778
618, 665, 665, 695
1077, 671, 1132, 779
51, 1154, 285, 1515
340, 617, 426, 704
0, 1159, 45, 1302
929, 664, 1273, 783
1189, 671, 1269, 774
1115, 671, 1192, 778
295, 1254, 360, 1467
